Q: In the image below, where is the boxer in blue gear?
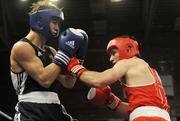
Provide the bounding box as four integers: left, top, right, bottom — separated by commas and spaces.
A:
10, 1, 87, 121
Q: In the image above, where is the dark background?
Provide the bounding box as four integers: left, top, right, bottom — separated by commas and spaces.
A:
1, 0, 180, 121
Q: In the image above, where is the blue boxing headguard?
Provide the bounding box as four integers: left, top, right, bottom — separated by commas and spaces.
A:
30, 8, 64, 41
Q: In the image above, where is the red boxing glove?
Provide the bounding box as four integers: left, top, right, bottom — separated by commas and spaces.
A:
67, 57, 87, 77
87, 86, 121, 110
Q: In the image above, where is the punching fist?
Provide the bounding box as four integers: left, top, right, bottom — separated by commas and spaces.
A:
76, 29, 88, 64
67, 57, 87, 77
87, 86, 121, 110
53, 28, 84, 68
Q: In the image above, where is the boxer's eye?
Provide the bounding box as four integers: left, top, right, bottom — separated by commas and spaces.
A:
110, 49, 117, 56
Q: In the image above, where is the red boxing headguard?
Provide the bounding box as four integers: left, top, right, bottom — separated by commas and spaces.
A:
106, 37, 140, 60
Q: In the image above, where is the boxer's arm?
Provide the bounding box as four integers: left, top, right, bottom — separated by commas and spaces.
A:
79, 61, 128, 88
12, 42, 61, 88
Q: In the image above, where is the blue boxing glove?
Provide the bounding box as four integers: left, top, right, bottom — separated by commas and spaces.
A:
53, 28, 84, 68
76, 29, 88, 65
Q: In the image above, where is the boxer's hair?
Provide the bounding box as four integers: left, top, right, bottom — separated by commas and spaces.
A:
29, 0, 59, 14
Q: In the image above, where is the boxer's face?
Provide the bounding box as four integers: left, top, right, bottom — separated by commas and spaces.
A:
109, 48, 119, 65
49, 18, 60, 37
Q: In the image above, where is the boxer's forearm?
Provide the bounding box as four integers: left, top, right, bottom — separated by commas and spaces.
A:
115, 101, 129, 118
79, 69, 117, 88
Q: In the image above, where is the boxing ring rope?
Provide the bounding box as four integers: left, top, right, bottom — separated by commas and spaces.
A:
0, 110, 12, 120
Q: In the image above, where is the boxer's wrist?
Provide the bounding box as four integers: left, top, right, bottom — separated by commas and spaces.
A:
107, 93, 121, 110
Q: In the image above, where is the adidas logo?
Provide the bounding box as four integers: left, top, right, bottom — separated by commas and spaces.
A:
65, 41, 75, 49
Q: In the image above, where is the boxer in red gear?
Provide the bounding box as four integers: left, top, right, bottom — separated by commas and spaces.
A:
68, 35, 171, 121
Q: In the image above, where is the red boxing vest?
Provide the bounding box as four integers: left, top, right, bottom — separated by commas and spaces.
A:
122, 68, 170, 114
